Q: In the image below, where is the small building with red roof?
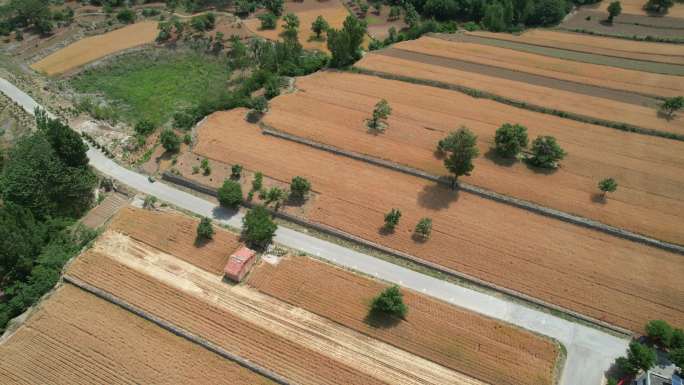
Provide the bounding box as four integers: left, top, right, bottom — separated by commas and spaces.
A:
224, 246, 257, 282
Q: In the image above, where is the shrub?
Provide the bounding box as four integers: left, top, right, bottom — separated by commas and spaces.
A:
384, 208, 402, 231
116, 8, 136, 24
661, 96, 684, 118
160, 129, 180, 152
669, 348, 684, 369
259, 12, 278, 30
414, 217, 432, 239
494, 123, 528, 158
671, 328, 684, 349
264, 187, 286, 206
134, 119, 155, 136
290, 176, 311, 200
231, 164, 243, 180
252, 172, 263, 191
598, 177, 618, 197
200, 158, 211, 175
370, 285, 407, 318
196, 217, 214, 241
217, 179, 243, 209
311, 15, 329, 39
242, 205, 277, 249
528, 136, 565, 169
183, 134, 192, 145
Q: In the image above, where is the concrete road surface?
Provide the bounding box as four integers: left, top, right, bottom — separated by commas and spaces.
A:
2, 77, 629, 385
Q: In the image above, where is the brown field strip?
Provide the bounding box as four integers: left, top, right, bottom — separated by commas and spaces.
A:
109, 206, 240, 274
244, 0, 350, 51
194, 108, 684, 333
595, 0, 684, 18
31, 21, 158, 76
467, 30, 684, 65
0, 285, 274, 385
249, 256, 560, 385
392, 36, 684, 98
66, 250, 388, 385
80, 192, 128, 229
357, 50, 684, 136
264, 71, 684, 245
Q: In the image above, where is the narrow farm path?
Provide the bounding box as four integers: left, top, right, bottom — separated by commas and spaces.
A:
0, 77, 630, 385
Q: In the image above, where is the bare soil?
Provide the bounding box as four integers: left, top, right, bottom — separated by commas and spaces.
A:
249, 256, 560, 385
0, 285, 275, 385
80, 192, 129, 229
109, 206, 241, 274
193, 107, 684, 333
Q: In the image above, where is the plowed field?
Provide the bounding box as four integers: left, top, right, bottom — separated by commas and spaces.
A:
31, 21, 158, 76
194, 108, 684, 332
391, 36, 684, 98
357, 47, 684, 135
595, 0, 684, 17
0, 285, 274, 385
244, 0, 350, 51
249, 256, 559, 385
109, 206, 240, 274
466, 30, 684, 65
264, 71, 684, 245
67, 250, 387, 385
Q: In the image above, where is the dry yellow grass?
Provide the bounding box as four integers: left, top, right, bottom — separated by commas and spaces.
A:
244, 0, 350, 51
31, 21, 158, 76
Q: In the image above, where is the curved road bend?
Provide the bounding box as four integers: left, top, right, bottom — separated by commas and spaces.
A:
1, 78, 629, 385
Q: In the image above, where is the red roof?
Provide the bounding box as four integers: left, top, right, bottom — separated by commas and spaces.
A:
224, 246, 256, 280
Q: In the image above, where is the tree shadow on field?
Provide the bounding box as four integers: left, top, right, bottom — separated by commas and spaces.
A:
591, 193, 607, 204
193, 236, 212, 248
378, 225, 395, 236
364, 309, 402, 329
484, 148, 516, 167
417, 183, 459, 211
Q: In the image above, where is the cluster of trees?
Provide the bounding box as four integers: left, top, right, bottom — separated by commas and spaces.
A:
0, 0, 74, 36
610, 320, 684, 381
644, 0, 676, 13
382, 208, 433, 240
490, 123, 566, 169
0, 112, 98, 332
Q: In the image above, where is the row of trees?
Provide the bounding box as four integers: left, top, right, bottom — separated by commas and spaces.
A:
0, 111, 98, 332
383, 209, 433, 239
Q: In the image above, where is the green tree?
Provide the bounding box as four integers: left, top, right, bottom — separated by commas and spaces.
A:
231, 164, 243, 180
661, 96, 684, 118
327, 15, 367, 68
265, 0, 285, 16
371, 285, 407, 318
196, 217, 214, 241
494, 123, 528, 158
289, 176, 311, 200
644, 0, 674, 13
160, 129, 181, 152
607, 1, 621, 22
646, 319, 673, 347
242, 205, 277, 249
528, 136, 565, 169
252, 96, 268, 115
282, 13, 300, 40
670, 348, 684, 369
527, 0, 567, 26
414, 217, 432, 239
388, 6, 401, 21
36, 111, 89, 168
671, 328, 684, 349
116, 8, 136, 24
483, 2, 507, 31
627, 341, 656, 373
440, 127, 479, 183
367, 99, 392, 131
598, 177, 618, 198
217, 179, 243, 208
201, 158, 211, 175
259, 12, 277, 29
135, 119, 155, 136
252, 171, 264, 191
404, 3, 419, 27
384, 208, 402, 231
311, 15, 329, 39
228, 35, 250, 69
264, 186, 286, 206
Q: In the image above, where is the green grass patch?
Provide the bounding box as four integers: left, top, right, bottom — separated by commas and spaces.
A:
70, 49, 231, 125
365, 16, 384, 25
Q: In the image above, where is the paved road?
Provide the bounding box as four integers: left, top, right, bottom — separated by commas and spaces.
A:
2, 77, 629, 385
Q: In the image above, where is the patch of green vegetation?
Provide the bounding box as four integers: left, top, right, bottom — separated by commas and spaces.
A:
364, 16, 383, 25
70, 49, 231, 126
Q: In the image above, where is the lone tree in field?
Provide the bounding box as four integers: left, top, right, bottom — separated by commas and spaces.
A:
160, 129, 181, 152
196, 217, 214, 242
259, 12, 277, 30
414, 217, 432, 240
282, 12, 300, 40
494, 123, 528, 158
439, 127, 479, 185
289, 176, 311, 201
242, 205, 278, 249
371, 285, 407, 319
598, 178, 618, 199
218, 179, 243, 209
367, 99, 392, 132
661, 96, 684, 118
607, 1, 622, 22
384, 208, 402, 231
528, 136, 566, 169
311, 15, 329, 39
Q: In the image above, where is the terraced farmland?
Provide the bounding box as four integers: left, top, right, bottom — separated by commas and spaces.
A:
194, 108, 684, 332
31, 21, 158, 76
0, 285, 275, 385
264, 71, 684, 246
249, 256, 561, 385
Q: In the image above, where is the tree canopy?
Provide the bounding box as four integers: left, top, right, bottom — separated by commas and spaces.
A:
217, 179, 243, 209
370, 285, 408, 318
439, 127, 479, 181
494, 123, 528, 158
528, 136, 566, 169
242, 205, 277, 249
327, 15, 367, 68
